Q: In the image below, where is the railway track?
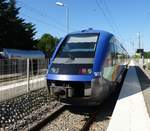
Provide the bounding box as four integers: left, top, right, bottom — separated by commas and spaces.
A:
28, 105, 67, 131
80, 108, 100, 131
27, 104, 106, 131
26, 70, 127, 131
27, 85, 124, 131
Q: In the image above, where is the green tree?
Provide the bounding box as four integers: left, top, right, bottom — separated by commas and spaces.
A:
144, 51, 150, 58
0, 0, 36, 50
37, 33, 58, 57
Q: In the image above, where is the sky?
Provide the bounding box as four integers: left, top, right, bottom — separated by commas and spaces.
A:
16, 0, 150, 55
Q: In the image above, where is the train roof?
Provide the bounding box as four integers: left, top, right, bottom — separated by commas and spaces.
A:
68, 29, 113, 37
67, 29, 128, 53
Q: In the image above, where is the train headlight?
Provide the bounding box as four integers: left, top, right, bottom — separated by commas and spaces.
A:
94, 72, 101, 77
87, 69, 92, 74
79, 68, 92, 74
50, 67, 59, 74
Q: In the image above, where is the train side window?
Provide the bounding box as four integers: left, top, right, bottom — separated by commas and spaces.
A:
103, 46, 112, 67
116, 45, 121, 64
110, 43, 116, 65
102, 45, 114, 81
109, 36, 116, 66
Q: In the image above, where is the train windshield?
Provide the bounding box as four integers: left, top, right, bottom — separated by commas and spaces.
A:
56, 33, 99, 58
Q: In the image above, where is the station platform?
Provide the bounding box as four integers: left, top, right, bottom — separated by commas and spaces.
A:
107, 60, 150, 131
0, 76, 46, 102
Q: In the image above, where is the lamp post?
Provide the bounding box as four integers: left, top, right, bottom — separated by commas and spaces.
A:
56, 2, 69, 33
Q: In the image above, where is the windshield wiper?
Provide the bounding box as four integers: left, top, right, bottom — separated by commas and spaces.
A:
68, 53, 75, 60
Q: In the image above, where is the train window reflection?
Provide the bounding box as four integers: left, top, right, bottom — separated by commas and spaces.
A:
56, 34, 99, 58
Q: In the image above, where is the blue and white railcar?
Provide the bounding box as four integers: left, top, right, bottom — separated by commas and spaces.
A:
46, 29, 128, 105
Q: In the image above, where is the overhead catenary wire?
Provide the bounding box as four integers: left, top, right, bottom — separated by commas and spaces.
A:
95, 0, 116, 33
100, 0, 123, 40
95, 0, 123, 41
17, 1, 76, 32
21, 13, 66, 33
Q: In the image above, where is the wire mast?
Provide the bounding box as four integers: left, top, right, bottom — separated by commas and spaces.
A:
138, 32, 141, 49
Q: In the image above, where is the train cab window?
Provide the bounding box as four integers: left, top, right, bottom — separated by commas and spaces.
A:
55, 33, 99, 58
49, 33, 99, 75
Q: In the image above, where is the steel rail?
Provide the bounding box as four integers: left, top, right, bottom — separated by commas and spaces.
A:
28, 105, 67, 131
80, 108, 99, 131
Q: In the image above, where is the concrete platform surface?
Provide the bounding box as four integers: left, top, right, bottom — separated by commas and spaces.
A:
0, 77, 46, 102
107, 60, 150, 131
136, 65, 150, 117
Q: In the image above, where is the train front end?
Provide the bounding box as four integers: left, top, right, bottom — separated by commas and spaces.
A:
47, 32, 102, 105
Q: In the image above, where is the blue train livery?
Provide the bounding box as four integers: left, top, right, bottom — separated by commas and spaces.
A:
46, 29, 129, 106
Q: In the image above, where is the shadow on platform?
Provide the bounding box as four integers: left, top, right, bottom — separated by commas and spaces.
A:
136, 66, 150, 92
118, 66, 150, 100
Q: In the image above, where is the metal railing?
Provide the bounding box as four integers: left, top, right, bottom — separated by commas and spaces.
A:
135, 58, 150, 70
0, 58, 49, 102
144, 59, 150, 70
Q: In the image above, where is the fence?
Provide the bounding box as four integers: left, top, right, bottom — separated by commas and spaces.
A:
0, 58, 49, 102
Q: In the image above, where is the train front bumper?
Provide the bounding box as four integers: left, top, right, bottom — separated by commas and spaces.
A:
47, 76, 107, 106
60, 97, 102, 106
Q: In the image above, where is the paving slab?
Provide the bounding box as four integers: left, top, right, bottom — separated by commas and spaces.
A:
0, 77, 46, 102
107, 60, 150, 131
136, 65, 150, 117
